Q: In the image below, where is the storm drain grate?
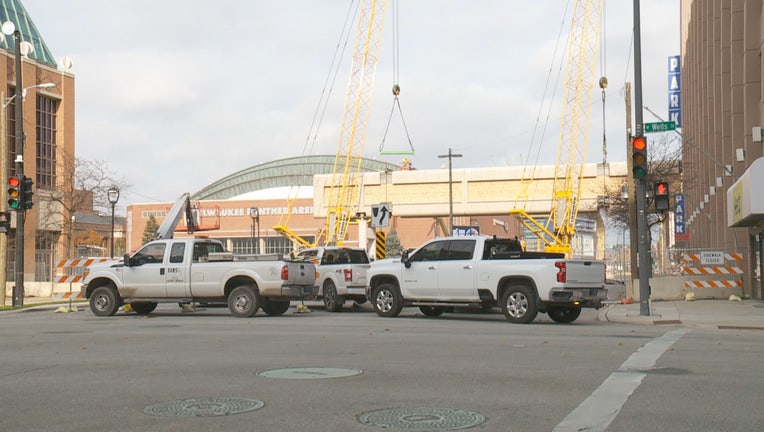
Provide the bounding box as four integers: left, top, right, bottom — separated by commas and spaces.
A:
256, 367, 363, 379
143, 397, 264, 417
358, 407, 486, 430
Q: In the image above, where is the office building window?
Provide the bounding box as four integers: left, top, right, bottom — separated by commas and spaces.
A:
36, 94, 58, 190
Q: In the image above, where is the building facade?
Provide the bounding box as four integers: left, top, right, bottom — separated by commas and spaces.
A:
680, 0, 764, 298
1, 0, 75, 300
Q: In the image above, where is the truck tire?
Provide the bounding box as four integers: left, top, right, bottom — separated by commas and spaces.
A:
89, 285, 121, 317
261, 299, 291, 316
372, 283, 403, 317
228, 285, 260, 318
501, 285, 538, 324
323, 280, 344, 312
419, 306, 445, 317
130, 302, 158, 315
547, 306, 582, 323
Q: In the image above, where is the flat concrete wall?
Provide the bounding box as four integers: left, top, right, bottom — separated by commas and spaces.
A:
621, 277, 744, 301
5, 282, 83, 299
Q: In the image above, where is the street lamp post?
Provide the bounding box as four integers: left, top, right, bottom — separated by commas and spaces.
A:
438, 148, 462, 234
249, 207, 259, 254
108, 187, 120, 258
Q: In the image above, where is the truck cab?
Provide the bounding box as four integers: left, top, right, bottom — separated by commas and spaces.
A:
294, 246, 370, 312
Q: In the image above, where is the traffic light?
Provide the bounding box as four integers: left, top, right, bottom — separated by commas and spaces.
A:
0, 211, 9, 233
7, 176, 21, 210
654, 181, 670, 211
21, 176, 34, 210
631, 136, 648, 179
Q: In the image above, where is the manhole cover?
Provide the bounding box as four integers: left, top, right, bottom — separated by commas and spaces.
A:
358, 407, 486, 430
143, 397, 264, 417
256, 367, 363, 379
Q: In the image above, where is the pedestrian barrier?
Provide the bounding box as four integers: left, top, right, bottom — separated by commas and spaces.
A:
681, 252, 743, 290
55, 258, 111, 283
54, 258, 112, 301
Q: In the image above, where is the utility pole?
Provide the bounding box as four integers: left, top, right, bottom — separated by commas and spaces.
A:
624, 83, 639, 285
0, 91, 7, 306
632, 0, 651, 316
12, 29, 25, 307
438, 148, 462, 234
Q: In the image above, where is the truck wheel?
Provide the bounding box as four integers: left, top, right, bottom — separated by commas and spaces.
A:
261, 299, 290, 316
130, 302, 158, 315
323, 281, 344, 312
372, 283, 403, 317
419, 306, 445, 317
501, 285, 538, 324
547, 306, 582, 323
89, 285, 121, 317
228, 285, 260, 318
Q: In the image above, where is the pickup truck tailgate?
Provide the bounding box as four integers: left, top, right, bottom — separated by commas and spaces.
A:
564, 259, 606, 285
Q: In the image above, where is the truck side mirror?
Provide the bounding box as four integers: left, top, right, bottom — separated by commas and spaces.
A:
401, 250, 411, 269
123, 253, 132, 267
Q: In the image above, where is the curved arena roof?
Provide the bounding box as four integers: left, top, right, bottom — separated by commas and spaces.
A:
191, 155, 400, 201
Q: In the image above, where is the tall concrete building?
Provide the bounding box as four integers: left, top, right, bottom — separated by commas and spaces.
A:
680, 1, 763, 298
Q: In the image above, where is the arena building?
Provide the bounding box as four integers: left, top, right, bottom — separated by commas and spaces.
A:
125, 155, 529, 257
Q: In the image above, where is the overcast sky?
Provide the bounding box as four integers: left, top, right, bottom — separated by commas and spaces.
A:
22, 0, 680, 209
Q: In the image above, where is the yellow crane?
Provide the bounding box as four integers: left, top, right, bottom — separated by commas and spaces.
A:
510, 0, 602, 255
274, 0, 389, 248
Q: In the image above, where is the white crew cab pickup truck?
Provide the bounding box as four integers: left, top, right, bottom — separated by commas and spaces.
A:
365, 236, 606, 323
83, 238, 318, 318
294, 246, 370, 312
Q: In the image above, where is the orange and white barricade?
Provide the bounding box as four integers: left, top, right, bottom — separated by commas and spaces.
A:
54, 257, 112, 299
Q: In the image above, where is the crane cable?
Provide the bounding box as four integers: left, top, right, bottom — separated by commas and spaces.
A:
277, 0, 359, 234
599, 0, 608, 166
379, 0, 415, 155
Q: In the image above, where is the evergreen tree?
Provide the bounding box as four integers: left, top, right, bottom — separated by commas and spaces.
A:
385, 228, 404, 257
142, 214, 159, 245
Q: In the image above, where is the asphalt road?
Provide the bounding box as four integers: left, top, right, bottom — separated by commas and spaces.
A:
1, 303, 761, 432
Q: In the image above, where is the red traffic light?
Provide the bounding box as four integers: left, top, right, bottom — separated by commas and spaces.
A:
656, 182, 668, 196
632, 136, 647, 151
7, 176, 21, 209
631, 136, 648, 179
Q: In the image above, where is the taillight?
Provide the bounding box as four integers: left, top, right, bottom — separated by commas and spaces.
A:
281, 265, 288, 281
555, 261, 566, 283
343, 268, 352, 282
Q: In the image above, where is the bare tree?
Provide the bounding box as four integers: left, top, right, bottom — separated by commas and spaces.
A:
602, 133, 682, 231
40, 150, 130, 257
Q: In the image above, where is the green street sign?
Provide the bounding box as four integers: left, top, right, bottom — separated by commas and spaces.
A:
644, 121, 676, 133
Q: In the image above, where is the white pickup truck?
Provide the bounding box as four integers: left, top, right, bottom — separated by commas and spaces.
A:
83, 238, 318, 318
365, 236, 606, 323
294, 246, 370, 312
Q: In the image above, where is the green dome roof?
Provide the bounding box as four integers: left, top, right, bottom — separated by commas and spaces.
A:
0, 0, 57, 67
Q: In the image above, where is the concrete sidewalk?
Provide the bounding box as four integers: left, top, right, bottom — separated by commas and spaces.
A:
5, 295, 764, 330
600, 299, 764, 330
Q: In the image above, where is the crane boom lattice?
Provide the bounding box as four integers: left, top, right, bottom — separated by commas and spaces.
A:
511, 0, 602, 255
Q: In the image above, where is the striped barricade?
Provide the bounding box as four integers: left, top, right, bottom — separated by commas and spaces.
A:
681, 252, 743, 290
55, 258, 111, 284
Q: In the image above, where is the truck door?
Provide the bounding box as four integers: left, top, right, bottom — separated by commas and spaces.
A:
165, 242, 190, 297
437, 239, 477, 300
123, 242, 168, 297
404, 240, 446, 299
